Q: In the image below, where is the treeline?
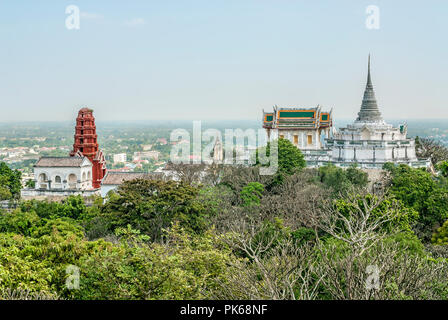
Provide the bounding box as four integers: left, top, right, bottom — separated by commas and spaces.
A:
1, 138, 448, 299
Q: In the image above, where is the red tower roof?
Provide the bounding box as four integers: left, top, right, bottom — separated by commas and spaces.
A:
70, 108, 107, 189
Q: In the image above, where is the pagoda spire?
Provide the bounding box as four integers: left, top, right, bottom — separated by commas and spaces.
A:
356, 54, 383, 122
367, 54, 372, 87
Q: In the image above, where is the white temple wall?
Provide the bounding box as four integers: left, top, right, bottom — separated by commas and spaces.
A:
330, 145, 416, 162
336, 127, 407, 142
355, 148, 372, 160
406, 147, 417, 159
374, 148, 387, 162
34, 166, 93, 191
384, 147, 393, 160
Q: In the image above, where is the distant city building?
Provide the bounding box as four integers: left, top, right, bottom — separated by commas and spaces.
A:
133, 151, 160, 161
213, 136, 223, 163
262, 55, 430, 169
113, 153, 127, 164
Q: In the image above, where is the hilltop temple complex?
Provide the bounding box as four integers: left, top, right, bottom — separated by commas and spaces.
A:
262, 56, 430, 169
19, 55, 430, 201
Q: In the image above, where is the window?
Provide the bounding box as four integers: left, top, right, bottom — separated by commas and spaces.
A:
293, 135, 299, 145
279, 135, 284, 139
307, 135, 313, 145
68, 174, 77, 189
55, 176, 61, 183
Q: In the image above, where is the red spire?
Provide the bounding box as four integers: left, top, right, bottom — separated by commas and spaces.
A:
70, 108, 107, 188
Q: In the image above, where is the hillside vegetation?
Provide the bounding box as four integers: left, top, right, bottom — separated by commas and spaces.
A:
2, 138, 448, 300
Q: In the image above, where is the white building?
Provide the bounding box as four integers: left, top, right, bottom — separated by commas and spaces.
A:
21, 156, 100, 199
323, 56, 429, 169
133, 151, 160, 161
113, 153, 127, 164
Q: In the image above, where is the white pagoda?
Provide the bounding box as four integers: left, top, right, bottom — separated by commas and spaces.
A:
325, 55, 429, 169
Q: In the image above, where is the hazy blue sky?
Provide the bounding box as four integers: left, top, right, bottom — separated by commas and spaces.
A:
0, 0, 447, 122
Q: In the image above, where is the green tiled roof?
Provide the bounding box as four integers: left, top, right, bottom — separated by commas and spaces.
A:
279, 111, 315, 118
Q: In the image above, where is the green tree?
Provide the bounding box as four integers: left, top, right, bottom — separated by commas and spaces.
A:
318, 164, 368, 195
385, 164, 448, 241
333, 193, 419, 233
240, 182, 264, 207
0, 162, 22, 200
256, 138, 306, 181
436, 161, 448, 178
432, 220, 448, 245
20, 195, 88, 221
0, 209, 40, 236
100, 179, 208, 240
25, 179, 35, 189
73, 225, 236, 300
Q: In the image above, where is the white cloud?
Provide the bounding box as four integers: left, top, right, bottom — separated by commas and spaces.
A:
124, 18, 146, 27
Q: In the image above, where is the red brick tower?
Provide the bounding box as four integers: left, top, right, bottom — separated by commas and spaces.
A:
70, 108, 106, 188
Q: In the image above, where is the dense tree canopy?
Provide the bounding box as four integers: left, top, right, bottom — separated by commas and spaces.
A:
1, 160, 448, 300
99, 179, 209, 241
384, 164, 448, 240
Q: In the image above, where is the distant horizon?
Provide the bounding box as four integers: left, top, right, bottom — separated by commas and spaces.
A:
1, 118, 448, 125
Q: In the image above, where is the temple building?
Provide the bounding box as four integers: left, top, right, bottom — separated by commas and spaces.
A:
263, 105, 333, 150
22, 108, 106, 199
33, 156, 93, 191
262, 55, 430, 169
70, 108, 107, 188
262, 105, 334, 163
325, 56, 429, 168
